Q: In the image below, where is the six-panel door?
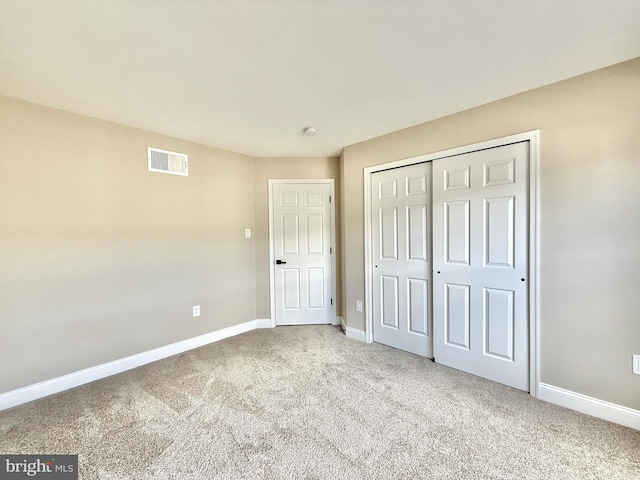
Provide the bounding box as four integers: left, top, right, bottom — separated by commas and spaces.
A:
273, 182, 334, 325
371, 163, 433, 357
432, 142, 529, 391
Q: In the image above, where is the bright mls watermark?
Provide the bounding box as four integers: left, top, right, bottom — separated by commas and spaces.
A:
0, 455, 77, 479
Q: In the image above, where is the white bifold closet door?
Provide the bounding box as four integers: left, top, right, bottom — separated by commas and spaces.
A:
432, 142, 529, 391
372, 162, 433, 357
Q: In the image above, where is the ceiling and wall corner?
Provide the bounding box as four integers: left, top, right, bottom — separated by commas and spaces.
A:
0, 0, 639, 157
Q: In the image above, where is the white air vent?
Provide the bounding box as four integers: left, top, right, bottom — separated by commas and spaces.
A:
147, 147, 188, 176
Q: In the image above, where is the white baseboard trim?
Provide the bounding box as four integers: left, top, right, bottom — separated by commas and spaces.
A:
0, 319, 270, 412
345, 326, 367, 343
255, 318, 273, 329
539, 383, 640, 430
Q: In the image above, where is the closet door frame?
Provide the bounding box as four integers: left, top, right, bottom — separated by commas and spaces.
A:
363, 130, 541, 397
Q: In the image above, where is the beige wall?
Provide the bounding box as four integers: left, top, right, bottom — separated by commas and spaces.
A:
341, 58, 640, 410
252, 157, 341, 319
0, 95, 341, 396
0, 96, 257, 393
3, 58, 639, 413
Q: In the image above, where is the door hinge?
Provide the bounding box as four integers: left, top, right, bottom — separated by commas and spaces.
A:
329, 195, 332, 203
330, 247, 332, 254
331, 298, 333, 305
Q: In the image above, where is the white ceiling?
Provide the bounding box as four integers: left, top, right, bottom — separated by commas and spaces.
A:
1, 1, 639, 157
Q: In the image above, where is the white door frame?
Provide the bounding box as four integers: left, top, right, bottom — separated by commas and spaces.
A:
268, 179, 338, 328
363, 131, 540, 397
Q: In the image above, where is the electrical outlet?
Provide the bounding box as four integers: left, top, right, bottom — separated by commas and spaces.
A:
355, 300, 363, 312
244, 228, 251, 239
193, 305, 200, 317
633, 355, 640, 375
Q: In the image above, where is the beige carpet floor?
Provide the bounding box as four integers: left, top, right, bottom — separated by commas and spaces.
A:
0, 325, 638, 479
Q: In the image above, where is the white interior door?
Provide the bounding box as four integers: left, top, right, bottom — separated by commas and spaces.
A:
372, 163, 432, 357
432, 142, 529, 390
271, 181, 334, 325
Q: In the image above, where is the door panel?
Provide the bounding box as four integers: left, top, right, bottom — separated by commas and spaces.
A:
283, 269, 300, 309
282, 214, 299, 254
408, 205, 428, 260
484, 287, 514, 360
307, 214, 324, 254
444, 283, 470, 349
445, 165, 471, 190
273, 182, 333, 325
380, 275, 399, 328
484, 197, 515, 267
380, 208, 398, 259
372, 163, 432, 357
408, 278, 428, 334
307, 268, 325, 309
433, 142, 529, 391
444, 200, 470, 265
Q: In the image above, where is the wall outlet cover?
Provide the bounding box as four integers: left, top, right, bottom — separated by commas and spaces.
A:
633, 355, 640, 375
193, 305, 201, 317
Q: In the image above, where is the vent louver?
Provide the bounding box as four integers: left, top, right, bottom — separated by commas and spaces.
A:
147, 147, 188, 176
